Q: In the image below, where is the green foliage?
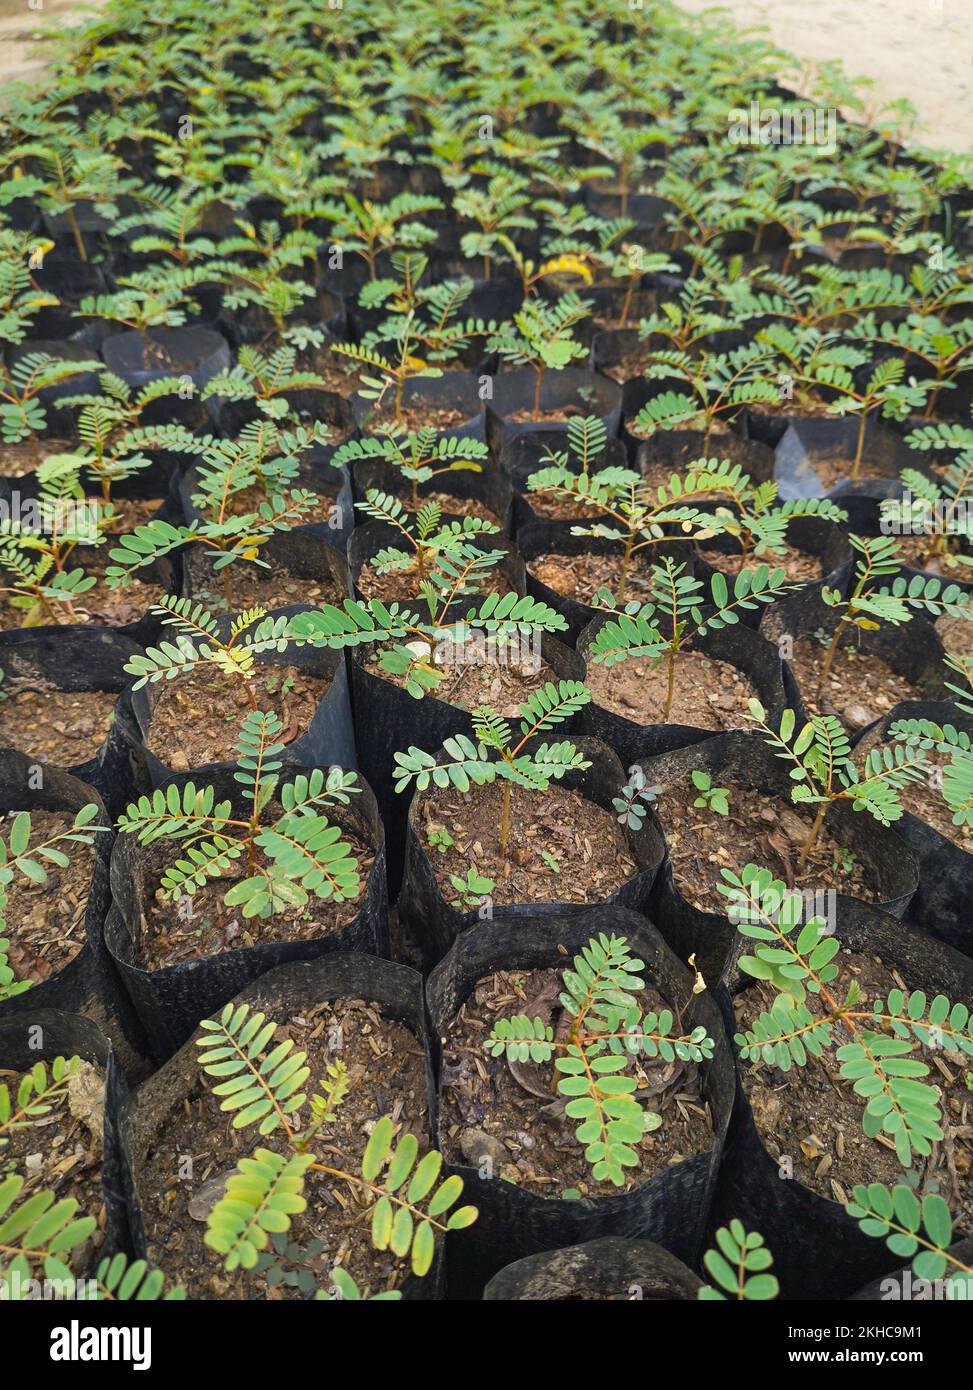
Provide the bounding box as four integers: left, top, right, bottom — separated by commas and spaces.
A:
193, 1004, 476, 1290
699, 1222, 779, 1300
485, 933, 714, 1186
116, 711, 362, 918
691, 770, 730, 815
721, 862, 973, 1167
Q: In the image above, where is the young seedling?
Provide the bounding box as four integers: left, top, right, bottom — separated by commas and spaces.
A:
333, 430, 489, 514
202, 344, 336, 421
116, 710, 363, 920
448, 867, 495, 908
104, 434, 322, 611
80, 272, 205, 366
815, 534, 973, 701
633, 341, 781, 450
484, 932, 714, 1186
392, 679, 592, 857
586, 556, 795, 719
193, 1001, 475, 1286
122, 597, 319, 712
0, 351, 101, 459
720, 862, 973, 1167
487, 293, 591, 420
746, 702, 934, 870
207, 219, 320, 343
710, 482, 848, 573
878, 457, 973, 575
691, 770, 730, 815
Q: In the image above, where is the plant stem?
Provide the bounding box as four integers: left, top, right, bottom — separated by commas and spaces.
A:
797, 802, 827, 871
816, 618, 846, 700
852, 409, 867, 480
499, 781, 512, 856
663, 648, 676, 721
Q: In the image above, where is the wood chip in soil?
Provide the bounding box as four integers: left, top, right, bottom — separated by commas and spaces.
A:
0, 809, 96, 985
1, 1056, 107, 1272
135, 1000, 430, 1299
737, 951, 973, 1229
136, 822, 374, 970
0, 436, 78, 478
418, 780, 638, 907
528, 548, 658, 605
584, 647, 754, 727
601, 349, 653, 384
502, 405, 592, 424
185, 549, 346, 615
439, 965, 714, 1198
654, 782, 878, 917
700, 543, 825, 584
0, 573, 170, 631
787, 633, 920, 728
364, 404, 474, 433
363, 636, 555, 710
0, 685, 116, 764
146, 664, 331, 770
891, 534, 968, 575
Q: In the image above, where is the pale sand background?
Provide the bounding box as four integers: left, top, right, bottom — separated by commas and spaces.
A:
675, 0, 973, 153
0, 0, 971, 153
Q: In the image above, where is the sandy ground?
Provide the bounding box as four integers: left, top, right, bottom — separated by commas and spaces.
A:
677, 0, 973, 153
0, 0, 970, 154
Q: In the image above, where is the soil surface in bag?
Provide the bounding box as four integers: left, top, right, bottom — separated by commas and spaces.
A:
212, 482, 340, 529
437, 963, 714, 1199
131, 818, 375, 972
363, 402, 477, 434
184, 549, 346, 614
482, 1237, 703, 1300
787, 632, 925, 726
0, 686, 117, 765
145, 664, 332, 770
414, 780, 637, 907
0, 569, 169, 632
360, 636, 557, 708
0, 810, 96, 986
938, 611, 973, 663
583, 648, 755, 727
528, 547, 660, 606
652, 782, 879, 914
736, 949, 973, 1231
0, 1053, 108, 1273
134, 996, 430, 1298
700, 544, 827, 584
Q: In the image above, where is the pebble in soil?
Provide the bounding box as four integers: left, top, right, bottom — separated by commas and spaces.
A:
363, 635, 557, 709
135, 999, 431, 1299
737, 951, 973, 1228
528, 548, 661, 606
184, 550, 346, 615
439, 965, 714, 1198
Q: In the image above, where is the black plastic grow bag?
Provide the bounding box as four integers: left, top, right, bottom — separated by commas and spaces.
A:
426, 908, 734, 1299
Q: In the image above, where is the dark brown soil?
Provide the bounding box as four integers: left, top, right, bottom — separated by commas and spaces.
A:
528, 548, 658, 606
363, 635, 555, 710
185, 549, 346, 615
738, 952, 973, 1225
892, 534, 965, 574
0, 1055, 107, 1273
136, 823, 374, 970
700, 544, 825, 584
380, 489, 498, 523
504, 406, 592, 424
637, 442, 732, 493
99, 496, 165, 535
787, 633, 920, 727
584, 648, 755, 728
521, 489, 606, 521
311, 354, 366, 396
135, 999, 431, 1298
602, 349, 654, 384
146, 664, 331, 770
654, 782, 878, 916
0, 685, 116, 764
855, 740, 973, 851
438, 965, 714, 1198
0, 809, 95, 986
416, 780, 638, 907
